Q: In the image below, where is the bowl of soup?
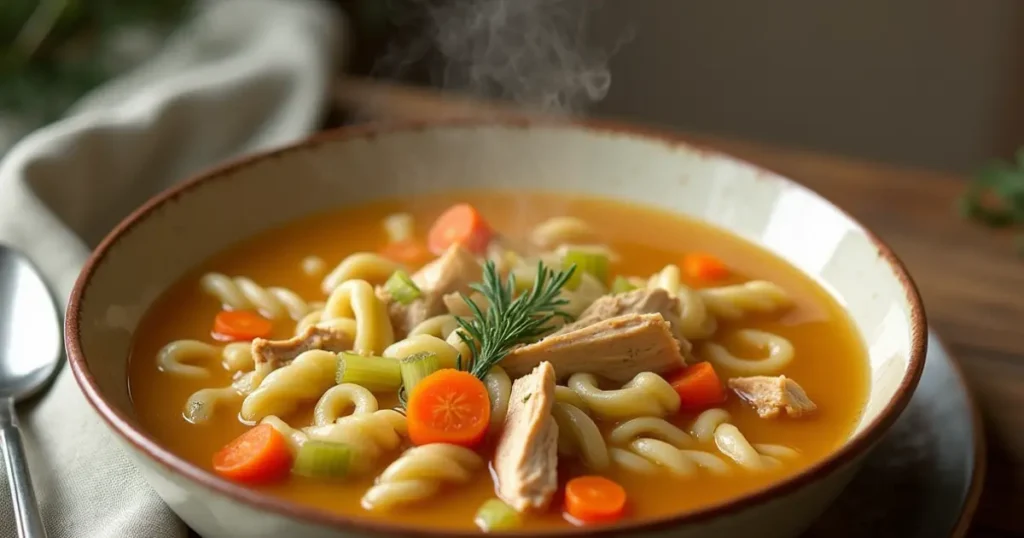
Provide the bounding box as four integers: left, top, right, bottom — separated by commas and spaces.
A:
66, 118, 926, 538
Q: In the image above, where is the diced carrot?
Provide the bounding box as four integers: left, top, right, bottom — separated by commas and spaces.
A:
682, 253, 729, 281
406, 369, 491, 448
212, 423, 292, 484
379, 240, 433, 266
212, 310, 272, 341
427, 204, 493, 255
667, 362, 726, 410
564, 475, 627, 524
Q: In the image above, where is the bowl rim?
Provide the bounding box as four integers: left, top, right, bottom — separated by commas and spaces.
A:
65, 116, 928, 537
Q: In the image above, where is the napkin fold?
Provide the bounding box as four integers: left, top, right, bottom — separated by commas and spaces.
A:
0, 1, 343, 536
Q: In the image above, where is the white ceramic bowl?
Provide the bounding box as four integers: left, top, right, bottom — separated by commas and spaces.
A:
66, 118, 927, 538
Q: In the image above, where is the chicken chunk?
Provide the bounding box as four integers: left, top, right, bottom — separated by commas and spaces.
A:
494, 361, 559, 512
377, 244, 483, 337
251, 325, 353, 371
502, 313, 686, 382
728, 375, 817, 419
556, 288, 692, 355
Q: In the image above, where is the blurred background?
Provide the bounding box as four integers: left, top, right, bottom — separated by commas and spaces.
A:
2, 0, 1022, 171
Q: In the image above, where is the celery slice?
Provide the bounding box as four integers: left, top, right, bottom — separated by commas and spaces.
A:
384, 270, 421, 305
610, 275, 638, 294
336, 352, 402, 392
562, 249, 609, 289
474, 498, 522, 532
292, 440, 353, 479
400, 351, 440, 396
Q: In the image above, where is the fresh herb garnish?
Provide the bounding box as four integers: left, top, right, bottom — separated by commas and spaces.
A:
958, 148, 1024, 252
455, 260, 576, 380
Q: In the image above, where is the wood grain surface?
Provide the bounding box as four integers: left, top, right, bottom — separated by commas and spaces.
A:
330, 78, 1023, 537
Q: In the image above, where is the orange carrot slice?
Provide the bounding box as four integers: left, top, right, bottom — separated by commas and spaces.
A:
668, 362, 726, 410
565, 475, 627, 523
379, 240, 433, 266
682, 253, 729, 281
427, 204, 493, 255
212, 423, 292, 484
406, 369, 491, 448
212, 310, 272, 341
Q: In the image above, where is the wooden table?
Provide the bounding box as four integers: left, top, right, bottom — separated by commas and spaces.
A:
678, 136, 1021, 538
332, 79, 1022, 537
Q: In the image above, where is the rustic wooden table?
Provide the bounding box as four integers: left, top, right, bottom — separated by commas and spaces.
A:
683, 135, 1021, 538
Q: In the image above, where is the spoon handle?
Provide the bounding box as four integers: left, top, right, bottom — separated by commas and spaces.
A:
0, 398, 46, 538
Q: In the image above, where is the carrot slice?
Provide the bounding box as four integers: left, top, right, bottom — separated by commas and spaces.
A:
668, 362, 726, 410
406, 369, 491, 448
427, 204, 493, 255
212, 310, 273, 341
212, 423, 292, 484
682, 253, 729, 281
379, 239, 433, 266
565, 475, 627, 523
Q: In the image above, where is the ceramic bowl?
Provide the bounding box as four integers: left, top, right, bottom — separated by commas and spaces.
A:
66, 118, 927, 538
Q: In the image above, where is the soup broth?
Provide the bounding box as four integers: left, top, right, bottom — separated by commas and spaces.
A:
128, 192, 868, 532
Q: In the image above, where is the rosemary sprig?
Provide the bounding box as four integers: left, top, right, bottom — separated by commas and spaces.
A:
958, 147, 1024, 254
455, 260, 576, 380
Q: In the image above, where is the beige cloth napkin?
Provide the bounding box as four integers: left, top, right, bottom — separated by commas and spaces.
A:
0, 1, 343, 536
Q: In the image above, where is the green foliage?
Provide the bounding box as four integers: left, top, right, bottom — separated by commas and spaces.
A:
958, 147, 1024, 254
1, 0, 194, 123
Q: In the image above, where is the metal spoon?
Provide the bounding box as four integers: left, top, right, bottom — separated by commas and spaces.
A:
0, 244, 61, 538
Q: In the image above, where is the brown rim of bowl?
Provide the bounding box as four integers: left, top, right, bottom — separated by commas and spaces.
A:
65, 116, 928, 537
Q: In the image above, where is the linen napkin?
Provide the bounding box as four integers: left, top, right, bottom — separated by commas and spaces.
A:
0, 1, 343, 536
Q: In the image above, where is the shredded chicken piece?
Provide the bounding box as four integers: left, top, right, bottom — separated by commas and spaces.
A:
494, 361, 559, 512
728, 375, 818, 419
502, 313, 686, 382
251, 325, 352, 371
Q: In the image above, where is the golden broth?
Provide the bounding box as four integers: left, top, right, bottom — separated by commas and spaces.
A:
127, 192, 869, 531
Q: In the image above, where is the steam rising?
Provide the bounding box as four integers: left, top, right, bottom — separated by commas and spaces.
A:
374, 0, 613, 114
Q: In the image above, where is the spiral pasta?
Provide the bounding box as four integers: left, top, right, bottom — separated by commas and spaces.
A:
530, 216, 596, 248
183, 386, 241, 424
305, 409, 408, 468
699, 281, 792, 321
409, 314, 461, 339
483, 366, 511, 433
554, 385, 590, 413
312, 384, 379, 426
552, 402, 609, 470
702, 329, 795, 375
690, 408, 731, 443
714, 423, 798, 470
321, 252, 401, 294
607, 417, 729, 476
157, 340, 254, 378
200, 273, 312, 321
320, 279, 395, 355
383, 334, 461, 370
567, 372, 680, 421
648, 265, 717, 340
240, 350, 338, 422
361, 444, 484, 511
294, 310, 358, 338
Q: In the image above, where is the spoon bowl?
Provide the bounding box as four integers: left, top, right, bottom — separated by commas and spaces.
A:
0, 243, 63, 538
0, 244, 63, 400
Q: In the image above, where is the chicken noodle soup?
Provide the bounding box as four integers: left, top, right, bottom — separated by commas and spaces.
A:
128, 192, 868, 532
